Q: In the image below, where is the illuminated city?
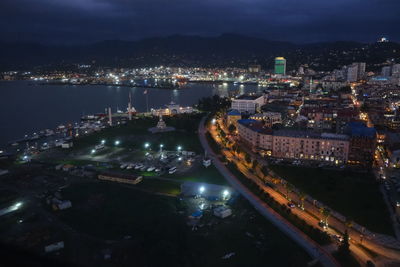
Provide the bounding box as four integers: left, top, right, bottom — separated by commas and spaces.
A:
0, 0, 400, 267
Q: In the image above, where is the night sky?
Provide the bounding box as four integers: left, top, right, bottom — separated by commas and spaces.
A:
0, 0, 399, 44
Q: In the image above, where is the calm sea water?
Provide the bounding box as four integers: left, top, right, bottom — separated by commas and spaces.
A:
0, 81, 260, 148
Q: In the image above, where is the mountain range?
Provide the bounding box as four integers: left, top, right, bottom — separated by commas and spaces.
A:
0, 34, 399, 71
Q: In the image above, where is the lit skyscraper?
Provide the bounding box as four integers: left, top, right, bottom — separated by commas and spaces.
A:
274, 57, 286, 75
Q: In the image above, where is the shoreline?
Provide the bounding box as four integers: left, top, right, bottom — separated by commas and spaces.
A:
36, 82, 182, 90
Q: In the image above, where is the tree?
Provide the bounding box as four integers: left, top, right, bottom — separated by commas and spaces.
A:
261, 165, 269, 178
319, 207, 331, 226
298, 191, 306, 210
345, 217, 353, 231
283, 183, 293, 200
360, 103, 369, 112
252, 159, 259, 169
236, 146, 241, 156
228, 124, 236, 134
338, 230, 351, 257
245, 153, 252, 165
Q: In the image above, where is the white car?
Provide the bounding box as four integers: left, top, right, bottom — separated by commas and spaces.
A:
135, 164, 143, 170
120, 164, 127, 169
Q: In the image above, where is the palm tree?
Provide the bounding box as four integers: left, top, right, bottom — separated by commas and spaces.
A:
319, 207, 331, 227
298, 191, 306, 210
345, 217, 353, 231
283, 183, 293, 200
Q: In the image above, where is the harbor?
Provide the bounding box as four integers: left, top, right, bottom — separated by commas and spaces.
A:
0, 80, 259, 150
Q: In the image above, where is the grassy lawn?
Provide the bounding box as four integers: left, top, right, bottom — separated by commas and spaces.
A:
72, 114, 204, 153
57, 181, 311, 266
59, 181, 182, 240
269, 165, 393, 235
137, 178, 181, 195
185, 197, 311, 267
173, 164, 228, 185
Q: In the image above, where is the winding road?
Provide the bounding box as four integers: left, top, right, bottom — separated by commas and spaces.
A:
198, 116, 340, 267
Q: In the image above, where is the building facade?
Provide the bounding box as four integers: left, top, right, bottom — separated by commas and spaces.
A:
237, 119, 360, 165
231, 94, 266, 114
274, 57, 286, 76
272, 131, 349, 164
250, 112, 282, 127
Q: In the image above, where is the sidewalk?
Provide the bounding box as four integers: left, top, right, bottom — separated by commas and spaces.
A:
198, 117, 340, 267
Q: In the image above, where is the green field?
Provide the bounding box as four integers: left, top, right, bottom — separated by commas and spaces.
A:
137, 178, 181, 195
172, 164, 228, 185
72, 114, 204, 153
270, 165, 393, 235
57, 181, 311, 266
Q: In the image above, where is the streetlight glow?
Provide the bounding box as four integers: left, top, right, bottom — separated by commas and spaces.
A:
223, 190, 229, 197
101, 139, 106, 144
115, 140, 120, 146
199, 186, 205, 194
144, 143, 150, 148
177, 146, 182, 151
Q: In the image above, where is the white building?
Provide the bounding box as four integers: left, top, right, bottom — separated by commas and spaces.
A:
231, 94, 266, 114
346, 65, 358, 82
382, 66, 392, 77
151, 102, 194, 116
214, 206, 232, 218
392, 64, 400, 76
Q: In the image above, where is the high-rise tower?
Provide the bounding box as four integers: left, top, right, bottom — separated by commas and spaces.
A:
274, 57, 286, 75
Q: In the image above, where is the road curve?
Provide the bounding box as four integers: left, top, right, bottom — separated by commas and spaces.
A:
198, 116, 340, 267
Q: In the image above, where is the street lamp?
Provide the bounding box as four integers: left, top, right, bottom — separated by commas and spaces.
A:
115, 140, 120, 146
144, 143, 150, 149
101, 139, 106, 144
177, 146, 182, 151
222, 190, 229, 199
91, 149, 96, 154
199, 186, 205, 194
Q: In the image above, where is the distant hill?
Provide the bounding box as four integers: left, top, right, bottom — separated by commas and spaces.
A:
0, 34, 399, 71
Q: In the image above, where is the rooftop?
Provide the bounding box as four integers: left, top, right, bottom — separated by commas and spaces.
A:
274, 129, 349, 141
227, 109, 241, 116
346, 122, 376, 138
235, 94, 263, 101
238, 119, 273, 134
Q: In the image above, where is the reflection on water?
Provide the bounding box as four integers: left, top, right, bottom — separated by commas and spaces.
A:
0, 81, 259, 146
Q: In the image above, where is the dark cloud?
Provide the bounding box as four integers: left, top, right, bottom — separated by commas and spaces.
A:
0, 0, 399, 44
